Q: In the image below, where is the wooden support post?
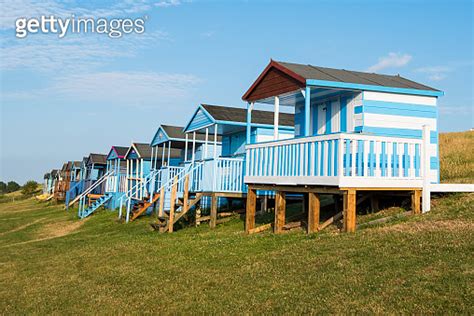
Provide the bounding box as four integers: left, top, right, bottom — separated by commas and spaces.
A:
183, 175, 189, 214
245, 188, 257, 233
168, 176, 178, 233
210, 193, 218, 228
411, 189, 421, 214
343, 189, 356, 233
274, 191, 286, 234
195, 202, 201, 227
158, 186, 165, 217
308, 192, 320, 234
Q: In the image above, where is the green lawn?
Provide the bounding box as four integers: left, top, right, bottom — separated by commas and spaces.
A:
1, 192, 473, 314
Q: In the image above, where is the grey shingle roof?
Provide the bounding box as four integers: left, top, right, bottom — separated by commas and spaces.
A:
276, 61, 439, 91
202, 104, 294, 127
162, 125, 186, 139
133, 143, 152, 159
89, 154, 107, 165
113, 146, 129, 157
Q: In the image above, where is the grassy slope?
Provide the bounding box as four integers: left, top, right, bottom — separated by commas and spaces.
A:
1, 132, 473, 314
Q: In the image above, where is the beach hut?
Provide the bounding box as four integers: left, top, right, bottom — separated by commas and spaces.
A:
104, 146, 128, 209
144, 104, 294, 231
54, 162, 69, 201
121, 125, 218, 222
241, 60, 444, 234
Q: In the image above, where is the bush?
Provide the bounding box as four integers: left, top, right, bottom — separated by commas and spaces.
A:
0, 181, 6, 194
21, 180, 39, 196
6, 181, 20, 193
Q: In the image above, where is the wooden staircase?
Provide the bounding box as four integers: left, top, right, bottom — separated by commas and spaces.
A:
151, 174, 203, 233
129, 192, 161, 221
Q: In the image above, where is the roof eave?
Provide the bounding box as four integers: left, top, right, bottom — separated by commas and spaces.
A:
306, 79, 444, 97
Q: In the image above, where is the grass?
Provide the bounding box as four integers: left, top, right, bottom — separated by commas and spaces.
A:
439, 130, 474, 183
0, 131, 473, 314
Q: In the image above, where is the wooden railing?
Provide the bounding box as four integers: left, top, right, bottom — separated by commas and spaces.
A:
245, 133, 425, 188
190, 157, 245, 193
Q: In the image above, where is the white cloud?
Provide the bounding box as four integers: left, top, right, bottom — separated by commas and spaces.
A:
415, 66, 453, 81
367, 52, 412, 73
2, 71, 202, 108
155, 0, 183, 7
0, 30, 167, 73
438, 104, 473, 115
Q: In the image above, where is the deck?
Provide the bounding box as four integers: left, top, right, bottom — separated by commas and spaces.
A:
245, 132, 425, 189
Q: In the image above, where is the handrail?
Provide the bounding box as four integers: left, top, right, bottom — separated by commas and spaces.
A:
118, 169, 160, 221
77, 171, 115, 217
246, 132, 423, 149
78, 170, 114, 200
119, 162, 204, 222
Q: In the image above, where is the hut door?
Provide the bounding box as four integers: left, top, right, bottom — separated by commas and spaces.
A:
317, 104, 325, 135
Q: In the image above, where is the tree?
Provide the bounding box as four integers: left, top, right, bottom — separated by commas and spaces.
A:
21, 180, 39, 196
0, 181, 6, 194
6, 181, 20, 193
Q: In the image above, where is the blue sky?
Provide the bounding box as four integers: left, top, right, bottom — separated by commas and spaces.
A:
1, 0, 473, 183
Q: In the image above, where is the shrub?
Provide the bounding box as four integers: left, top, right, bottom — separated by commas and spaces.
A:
21, 180, 39, 196
6, 181, 20, 193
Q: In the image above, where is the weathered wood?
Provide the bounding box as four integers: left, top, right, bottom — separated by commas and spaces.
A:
308, 192, 320, 233
357, 211, 411, 228
130, 193, 160, 221
168, 176, 178, 233
209, 194, 217, 229
343, 189, 356, 233
245, 188, 257, 233
274, 191, 286, 234
182, 175, 189, 214
218, 212, 233, 218
283, 221, 302, 230
158, 186, 165, 217
248, 223, 272, 234
196, 215, 210, 222
411, 189, 421, 214
318, 211, 343, 231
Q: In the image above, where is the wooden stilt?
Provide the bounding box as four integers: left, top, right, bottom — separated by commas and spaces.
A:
343, 189, 356, 233
183, 175, 189, 214
308, 192, 320, 234
168, 176, 178, 233
210, 193, 217, 228
411, 189, 421, 214
195, 202, 201, 227
245, 188, 257, 233
263, 195, 268, 213
158, 186, 165, 217
274, 191, 286, 234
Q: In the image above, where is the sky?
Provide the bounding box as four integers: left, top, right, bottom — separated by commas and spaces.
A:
0, 0, 473, 184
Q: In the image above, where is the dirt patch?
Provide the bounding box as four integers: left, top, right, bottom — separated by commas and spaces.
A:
2, 218, 89, 248
377, 219, 474, 234
0, 218, 46, 236
37, 219, 88, 239
0, 205, 59, 214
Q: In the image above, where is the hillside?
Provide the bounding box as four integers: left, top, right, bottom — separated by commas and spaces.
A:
0, 131, 473, 314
